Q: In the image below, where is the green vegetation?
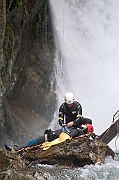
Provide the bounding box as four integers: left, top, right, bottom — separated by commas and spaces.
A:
6, 0, 20, 11
12, 0, 20, 8
37, 13, 42, 21
25, 9, 29, 16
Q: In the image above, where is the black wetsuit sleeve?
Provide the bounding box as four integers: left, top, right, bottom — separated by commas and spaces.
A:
76, 102, 82, 116
73, 101, 83, 126
73, 117, 82, 126
58, 104, 65, 126
73, 117, 92, 126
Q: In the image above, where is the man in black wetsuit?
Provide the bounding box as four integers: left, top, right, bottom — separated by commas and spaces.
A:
5, 92, 94, 151
57, 92, 93, 138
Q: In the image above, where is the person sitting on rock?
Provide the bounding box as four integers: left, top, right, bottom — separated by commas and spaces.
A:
5, 92, 94, 152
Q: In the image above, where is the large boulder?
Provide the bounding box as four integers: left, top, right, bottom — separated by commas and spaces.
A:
2, 135, 114, 167
0, 137, 115, 179
24, 137, 114, 167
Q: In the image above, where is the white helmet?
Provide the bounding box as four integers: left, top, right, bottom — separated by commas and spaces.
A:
64, 92, 74, 104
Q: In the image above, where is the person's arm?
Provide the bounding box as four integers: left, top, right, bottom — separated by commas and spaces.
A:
77, 101, 82, 116
73, 115, 83, 126
58, 104, 65, 126
73, 117, 92, 127
73, 102, 83, 126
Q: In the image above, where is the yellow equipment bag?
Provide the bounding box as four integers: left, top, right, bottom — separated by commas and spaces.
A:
41, 132, 71, 150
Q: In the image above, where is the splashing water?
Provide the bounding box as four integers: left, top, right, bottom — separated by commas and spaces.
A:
35, 155, 119, 179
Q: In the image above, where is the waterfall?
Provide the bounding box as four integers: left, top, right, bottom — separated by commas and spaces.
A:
49, 0, 119, 149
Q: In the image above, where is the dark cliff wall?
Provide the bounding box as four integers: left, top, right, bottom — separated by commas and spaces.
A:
0, 0, 57, 146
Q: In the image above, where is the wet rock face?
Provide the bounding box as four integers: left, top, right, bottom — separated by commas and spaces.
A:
6, 0, 55, 119
0, 0, 56, 145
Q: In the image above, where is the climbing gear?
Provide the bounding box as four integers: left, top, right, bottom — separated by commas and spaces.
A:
41, 132, 71, 150
62, 125, 71, 134
64, 92, 74, 104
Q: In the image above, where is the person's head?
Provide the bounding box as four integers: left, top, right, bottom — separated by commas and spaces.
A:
86, 124, 94, 133
64, 92, 74, 108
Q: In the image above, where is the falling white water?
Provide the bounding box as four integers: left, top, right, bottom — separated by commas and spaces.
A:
49, 0, 119, 150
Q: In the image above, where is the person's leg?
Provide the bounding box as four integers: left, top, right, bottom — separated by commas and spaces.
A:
15, 135, 45, 150
69, 128, 82, 138
53, 129, 62, 137
5, 129, 62, 152
16, 129, 63, 151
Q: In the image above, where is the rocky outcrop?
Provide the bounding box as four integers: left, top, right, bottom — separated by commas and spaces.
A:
24, 137, 115, 167
0, 137, 115, 179
0, 0, 56, 146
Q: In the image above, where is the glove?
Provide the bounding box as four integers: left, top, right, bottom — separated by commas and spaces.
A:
41, 132, 71, 150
